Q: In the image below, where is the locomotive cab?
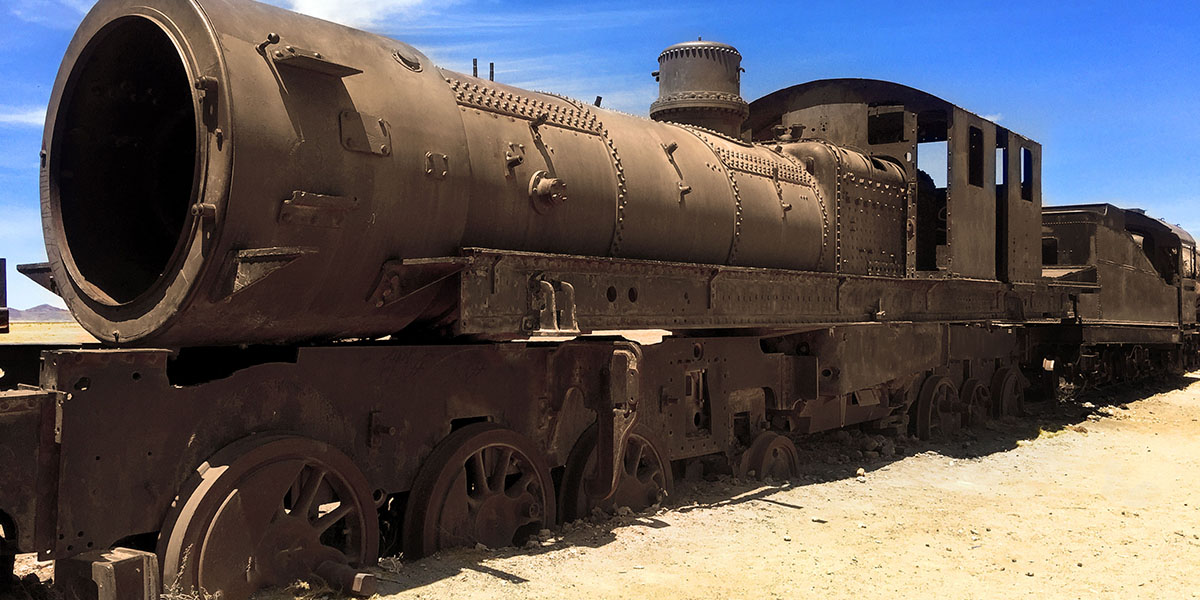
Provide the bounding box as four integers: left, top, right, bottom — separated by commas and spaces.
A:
747, 79, 1043, 283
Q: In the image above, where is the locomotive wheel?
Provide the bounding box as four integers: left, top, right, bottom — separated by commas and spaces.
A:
158, 435, 379, 600
913, 375, 961, 440
990, 367, 1025, 418
403, 423, 555, 558
959, 378, 991, 428
559, 424, 673, 523
735, 431, 801, 481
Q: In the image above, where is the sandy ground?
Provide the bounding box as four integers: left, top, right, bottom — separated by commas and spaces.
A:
1, 321, 94, 345
8, 358, 1200, 599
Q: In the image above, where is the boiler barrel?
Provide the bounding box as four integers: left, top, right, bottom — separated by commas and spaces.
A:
42, 0, 830, 346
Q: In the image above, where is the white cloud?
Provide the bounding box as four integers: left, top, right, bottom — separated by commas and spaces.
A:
982, 113, 1004, 123
270, 0, 443, 29
0, 107, 45, 128
9, 0, 92, 28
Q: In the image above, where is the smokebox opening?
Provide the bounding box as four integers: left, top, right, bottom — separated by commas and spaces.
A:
54, 16, 197, 305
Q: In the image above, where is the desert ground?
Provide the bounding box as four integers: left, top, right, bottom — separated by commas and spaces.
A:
2, 321, 93, 345
5, 324, 1199, 600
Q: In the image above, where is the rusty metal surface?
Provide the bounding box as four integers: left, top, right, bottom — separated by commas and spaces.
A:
649, 40, 749, 138
40, 0, 833, 347
157, 434, 378, 597
3, 0, 1198, 597
747, 79, 1044, 284
1043, 204, 1180, 325
451, 248, 1070, 338
54, 547, 160, 600
38, 0, 1072, 349
0, 389, 57, 555
31, 342, 611, 559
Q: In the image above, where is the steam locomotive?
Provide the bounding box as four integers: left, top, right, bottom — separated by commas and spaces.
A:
1, 0, 1196, 597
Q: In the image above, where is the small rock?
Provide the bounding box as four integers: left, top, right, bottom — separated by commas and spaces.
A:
856, 476, 867, 483
783, 535, 792, 542
832, 430, 852, 445
616, 506, 633, 517
857, 522, 867, 528
812, 517, 828, 523
856, 467, 866, 477
538, 528, 553, 541
864, 450, 880, 460
860, 436, 881, 452
1026, 572, 1034, 577
524, 538, 540, 549
633, 565, 644, 570
475, 542, 489, 551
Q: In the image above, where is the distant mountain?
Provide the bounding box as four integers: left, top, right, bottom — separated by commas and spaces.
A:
9, 304, 74, 322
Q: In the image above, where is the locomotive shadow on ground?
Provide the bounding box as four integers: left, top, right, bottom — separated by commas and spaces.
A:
362, 374, 1198, 598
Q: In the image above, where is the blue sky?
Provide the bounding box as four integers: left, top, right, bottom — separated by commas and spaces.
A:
2, 0, 1197, 308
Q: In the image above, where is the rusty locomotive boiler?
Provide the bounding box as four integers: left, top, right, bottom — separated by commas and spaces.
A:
42, 0, 882, 347
1, 0, 1199, 598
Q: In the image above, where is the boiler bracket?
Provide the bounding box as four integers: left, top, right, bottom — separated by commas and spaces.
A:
368, 257, 470, 309
523, 276, 579, 336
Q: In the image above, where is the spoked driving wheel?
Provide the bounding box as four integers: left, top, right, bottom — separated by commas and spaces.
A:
960, 378, 991, 428
990, 367, 1025, 418
403, 423, 555, 559
913, 375, 962, 440
735, 431, 800, 481
560, 424, 673, 523
159, 435, 379, 600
